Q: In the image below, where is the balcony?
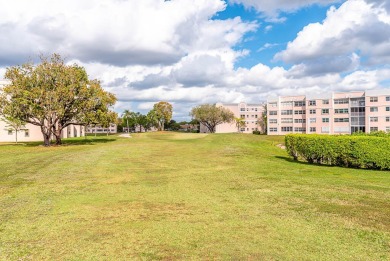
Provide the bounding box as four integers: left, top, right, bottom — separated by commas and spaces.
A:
350, 112, 365, 117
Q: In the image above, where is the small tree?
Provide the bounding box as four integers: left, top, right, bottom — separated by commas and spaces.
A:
234, 117, 246, 133
99, 111, 118, 136
2, 116, 26, 143
190, 104, 234, 133
260, 104, 267, 134
152, 101, 173, 131
122, 110, 132, 133
0, 100, 26, 143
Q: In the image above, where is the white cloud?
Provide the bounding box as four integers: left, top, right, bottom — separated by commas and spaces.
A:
275, 0, 390, 67
0, 0, 257, 67
229, 0, 341, 20
1, 0, 389, 120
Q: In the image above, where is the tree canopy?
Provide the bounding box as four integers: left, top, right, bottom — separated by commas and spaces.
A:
0, 54, 117, 146
190, 104, 234, 133
151, 101, 173, 131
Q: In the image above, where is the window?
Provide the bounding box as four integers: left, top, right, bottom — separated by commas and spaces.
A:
370, 107, 378, 112
240, 128, 245, 132
334, 127, 349, 133
322, 109, 329, 114
370, 97, 378, 102
281, 110, 293, 115
269, 127, 277, 132
255, 115, 258, 118
294, 127, 306, 132
370, 117, 378, 122
269, 119, 277, 124
310, 118, 316, 123
281, 118, 293, 123
322, 118, 329, 123
255, 108, 258, 111
334, 99, 349, 104
310, 127, 316, 132
386, 96, 390, 102
322, 100, 329, 105
269, 102, 277, 107
294, 119, 306, 123
309, 109, 316, 114
269, 111, 277, 115
240, 108, 245, 111
387, 117, 390, 122
335, 108, 348, 114
387, 107, 390, 112
308, 100, 316, 106
294, 110, 306, 115
294, 101, 305, 107
386, 126, 390, 132
25, 130, 29, 137
370, 127, 378, 132
240, 114, 245, 118
281, 127, 293, 132
322, 126, 330, 133
281, 101, 293, 106
8, 130, 13, 135
334, 118, 349, 122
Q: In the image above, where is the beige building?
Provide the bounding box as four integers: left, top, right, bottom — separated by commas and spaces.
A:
0, 79, 85, 142
200, 102, 265, 133
87, 124, 117, 134
267, 90, 390, 135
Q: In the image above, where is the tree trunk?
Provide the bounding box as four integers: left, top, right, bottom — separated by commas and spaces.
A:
15, 130, 18, 144
43, 133, 51, 146
52, 125, 63, 145
55, 134, 62, 145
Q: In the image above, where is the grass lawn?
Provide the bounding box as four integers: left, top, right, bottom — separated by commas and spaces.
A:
0, 132, 389, 260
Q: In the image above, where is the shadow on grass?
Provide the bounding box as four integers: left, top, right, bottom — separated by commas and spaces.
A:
274, 156, 384, 172
19, 138, 117, 147
275, 156, 335, 168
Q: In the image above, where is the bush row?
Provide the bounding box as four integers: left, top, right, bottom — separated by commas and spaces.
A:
285, 134, 390, 170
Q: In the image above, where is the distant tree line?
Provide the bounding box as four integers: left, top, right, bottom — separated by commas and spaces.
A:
120, 101, 173, 133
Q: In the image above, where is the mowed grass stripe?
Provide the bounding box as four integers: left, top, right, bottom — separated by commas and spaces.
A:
0, 132, 389, 260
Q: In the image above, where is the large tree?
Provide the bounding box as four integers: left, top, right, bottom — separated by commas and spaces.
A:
190, 104, 234, 133
0, 54, 116, 146
152, 101, 173, 131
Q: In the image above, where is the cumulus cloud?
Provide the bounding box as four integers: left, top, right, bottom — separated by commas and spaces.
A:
229, 0, 341, 20
275, 0, 390, 68
0, 0, 258, 67
1, 0, 389, 120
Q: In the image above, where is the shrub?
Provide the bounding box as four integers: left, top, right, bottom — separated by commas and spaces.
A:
285, 134, 390, 170
252, 130, 261, 135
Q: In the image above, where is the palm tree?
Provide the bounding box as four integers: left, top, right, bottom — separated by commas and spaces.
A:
234, 117, 246, 133
122, 110, 132, 133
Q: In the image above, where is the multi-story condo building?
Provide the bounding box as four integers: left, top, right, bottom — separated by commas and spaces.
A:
200, 102, 265, 133
267, 90, 390, 135
0, 79, 85, 142
86, 124, 117, 134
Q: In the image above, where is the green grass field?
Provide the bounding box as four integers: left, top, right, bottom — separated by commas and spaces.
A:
1, 132, 389, 260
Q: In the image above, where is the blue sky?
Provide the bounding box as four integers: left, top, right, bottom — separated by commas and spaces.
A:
0, 0, 389, 120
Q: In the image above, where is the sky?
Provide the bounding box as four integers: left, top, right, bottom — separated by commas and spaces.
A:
0, 0, 390, 121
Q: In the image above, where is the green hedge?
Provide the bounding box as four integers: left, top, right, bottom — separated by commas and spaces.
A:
285, 134, 390, 170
